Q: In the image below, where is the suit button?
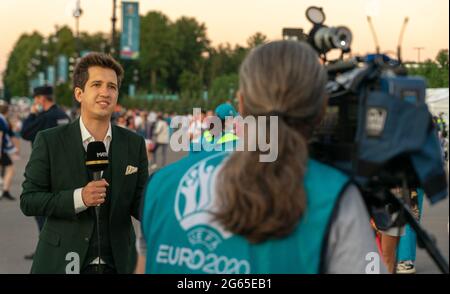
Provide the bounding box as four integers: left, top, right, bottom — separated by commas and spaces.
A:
84, 237, 89, 242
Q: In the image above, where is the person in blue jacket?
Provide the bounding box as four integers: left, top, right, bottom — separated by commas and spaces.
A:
139, 41, 385, 274
396, 189, 424, 273
20, 85, 70, 260
21, 86, 70, 144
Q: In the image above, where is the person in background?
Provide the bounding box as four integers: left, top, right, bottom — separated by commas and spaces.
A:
20, 85, 71, 260
0, 100, 17, 201
116, 114, 127, 128
152, 112, 169, 168
194, 103, 238, 153
396, 189, 424, 274
21, 86, 70, 144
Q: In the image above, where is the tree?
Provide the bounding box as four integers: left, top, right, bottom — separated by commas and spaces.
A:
206, 44, 235, 86
408, 54, 448, 88
54, 26, 76, 57
55, 82, 74, 107
169, 16, 210, 92
139, 11, 175, 93
209, 73, 239, 108
247, 32, 268, 49
178, 70, 203, 99
205, 43, 248, 89
436, 49, 449, 69
3, 32, 43, 97
79, 32, 109, 53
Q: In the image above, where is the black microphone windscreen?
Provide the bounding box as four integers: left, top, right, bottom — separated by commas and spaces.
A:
86, 141, 109, 172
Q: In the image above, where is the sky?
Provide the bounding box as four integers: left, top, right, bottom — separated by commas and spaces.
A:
0, 0, 448, 87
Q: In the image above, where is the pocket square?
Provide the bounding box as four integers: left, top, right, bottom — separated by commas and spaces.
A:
125, 165, 138, 175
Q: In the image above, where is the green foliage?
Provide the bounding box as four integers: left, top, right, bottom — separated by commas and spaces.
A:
178, 70, 203, 99
169, 16, 210, 91
408, 49, 449, 88
435, 49, 449, 69
209, 73, 239, 107
3, 32, 44, 97
79, 32, 108, 53
139, 11, 174, 93
54, 82, 74, 107
3, 25, 109, 101
247, 32, 268, 49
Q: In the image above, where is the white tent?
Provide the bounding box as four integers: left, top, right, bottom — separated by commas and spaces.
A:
426, 88, 449, 119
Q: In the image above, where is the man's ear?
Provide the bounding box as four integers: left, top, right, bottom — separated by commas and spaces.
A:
237, 90, 245, 115
74, 87, 83, 104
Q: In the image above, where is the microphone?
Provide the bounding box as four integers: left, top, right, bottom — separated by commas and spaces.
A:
85, 141, 109, 268
86, 141, 109, 180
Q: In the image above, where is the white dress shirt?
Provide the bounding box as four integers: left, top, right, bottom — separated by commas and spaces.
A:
73, 117, 112, 213
74, 117, 112, 265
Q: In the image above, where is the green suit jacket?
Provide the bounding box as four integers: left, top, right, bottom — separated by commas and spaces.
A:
20, 119, 149, 274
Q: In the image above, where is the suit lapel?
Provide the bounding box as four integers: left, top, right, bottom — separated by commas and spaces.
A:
62, 118, 89, 188
110, 125, 128, 219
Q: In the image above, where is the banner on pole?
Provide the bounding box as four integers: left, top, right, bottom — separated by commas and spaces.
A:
57, 55, 68, 84
47, 66, 55, 86
120, 1, 140, 60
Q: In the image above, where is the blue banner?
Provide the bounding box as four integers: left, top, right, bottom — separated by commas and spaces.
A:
57, 55, 68, 84
29, 78, 40, 95
47, 66, 55, 86
38, 72, 45, 86
129, 84, 136, 97
120, 1, 140, 60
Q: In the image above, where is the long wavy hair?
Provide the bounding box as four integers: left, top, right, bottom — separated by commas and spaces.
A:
214, 41, 328, 243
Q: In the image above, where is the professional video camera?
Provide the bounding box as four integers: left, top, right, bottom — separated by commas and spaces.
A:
302, 7, 448, 273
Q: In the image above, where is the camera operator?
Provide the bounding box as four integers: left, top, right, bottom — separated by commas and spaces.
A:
139, 41, 386, 274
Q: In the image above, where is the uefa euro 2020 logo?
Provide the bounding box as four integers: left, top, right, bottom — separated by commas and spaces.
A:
174, 153, 232, 251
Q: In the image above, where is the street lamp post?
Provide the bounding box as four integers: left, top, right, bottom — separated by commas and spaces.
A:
111, 0, 118, 57
73, 0, 83, 57
414, 47, 425, 64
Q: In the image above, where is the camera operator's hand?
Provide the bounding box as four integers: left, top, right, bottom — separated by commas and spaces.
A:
81, 179, 109, 207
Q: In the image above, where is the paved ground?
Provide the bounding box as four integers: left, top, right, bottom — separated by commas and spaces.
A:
0, 139, 447, 274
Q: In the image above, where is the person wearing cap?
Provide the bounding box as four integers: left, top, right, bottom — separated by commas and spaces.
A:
20, 85, 71, 260
191, 103, 239, 153
21, 86, 70, 144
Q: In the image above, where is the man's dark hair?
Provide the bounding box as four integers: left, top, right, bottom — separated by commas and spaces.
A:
73, 52, 124, 91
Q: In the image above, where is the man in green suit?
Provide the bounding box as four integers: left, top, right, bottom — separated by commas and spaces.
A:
20, 53, 149, 274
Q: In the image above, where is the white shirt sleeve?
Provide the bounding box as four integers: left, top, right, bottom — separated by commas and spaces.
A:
154, 121, 161, 135
73, 188, 88, 214
325, 184, 389, 274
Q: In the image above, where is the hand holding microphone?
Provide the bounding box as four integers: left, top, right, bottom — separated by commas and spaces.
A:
85, 141, 109, 266
81, 179, 109, 207
85, 141, 109, 207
